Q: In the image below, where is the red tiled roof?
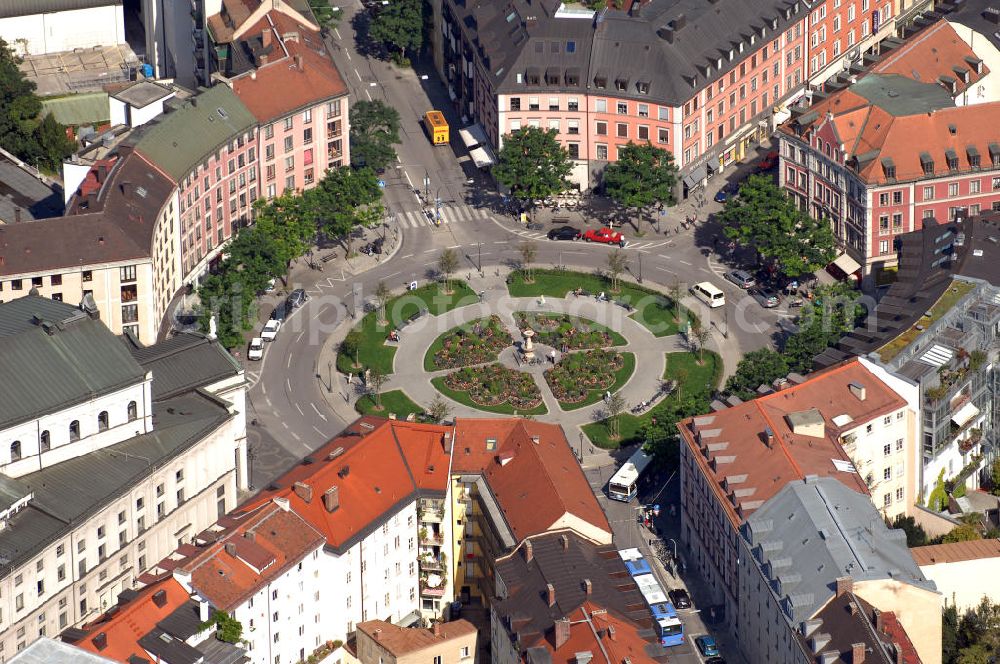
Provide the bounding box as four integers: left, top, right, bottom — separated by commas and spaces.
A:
454, 419, 611, 541
75, 576, 189, 662
231, 12, 348, 123
880, 610, 922, 664
181, 502, 325, 610
872, 20, 987, 96
357, 619, 477, 656
240, 418, 453, 551
678, 359, 904, 527
529, 602, 665, 664
910, 538, 1000, 566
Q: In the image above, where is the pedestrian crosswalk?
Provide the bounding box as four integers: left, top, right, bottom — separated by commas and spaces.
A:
395, 204, 493, 228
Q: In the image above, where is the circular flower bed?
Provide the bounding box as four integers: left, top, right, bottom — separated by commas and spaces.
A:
513, 312, 619, 351
544, 349, 625, 404
427, 316, 513, 370
443, 363, 543, 410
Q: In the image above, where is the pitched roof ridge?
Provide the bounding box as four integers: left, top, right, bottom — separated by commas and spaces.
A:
387, 421, 420, 495
753, 400, 805, 478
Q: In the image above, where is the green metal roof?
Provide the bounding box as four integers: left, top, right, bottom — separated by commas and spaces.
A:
851, 73, 955, 117
133, 85, 256, 182
0, 297, 146, 429
41, 92, 109, 126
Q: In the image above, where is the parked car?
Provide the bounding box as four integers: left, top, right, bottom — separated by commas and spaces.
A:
695, 635, 720, 658
261, 319, 281, 341
547, 226, 581, 241
668, 589, 692, 609
705, 658, 726, 664
264, 278, 276, 292
724, 269, 756, 289
713, 188, 730, 203
247, 338, 264, 361
749, 286, 781, 308
270, 303, 289, 322
582, 227, 627, 247
757, 150, 779, 171
286, 288, 307, 309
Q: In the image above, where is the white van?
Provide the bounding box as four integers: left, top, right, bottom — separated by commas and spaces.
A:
691, 281, 726, 308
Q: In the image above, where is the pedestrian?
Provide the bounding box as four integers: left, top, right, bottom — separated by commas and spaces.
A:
604, 391, 611, 403
549, 349, 557, 364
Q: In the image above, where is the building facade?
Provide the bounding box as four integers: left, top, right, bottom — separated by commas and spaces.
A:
352, 620, 477, 664
0, 298, 246, 660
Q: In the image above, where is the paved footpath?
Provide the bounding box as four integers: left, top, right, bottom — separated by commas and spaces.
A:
313, 268, 736, 466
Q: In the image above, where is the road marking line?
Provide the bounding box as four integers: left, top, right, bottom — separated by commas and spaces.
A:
286, 355, 292, 369
364, 88, 372, 101
496, 240, 509, 244
448, 245, 461, 249
295, 331, 304, 343
286, 377, 292, 392
261, 381, 267, 395
423, 248, 436, 254
354, 67, 362, 82
401, 253, 413, 259
678, 259, 692, 266
291, 431, 301, 441
295, 403, 304, 415
311, 403, 328, 421
403, 170, 413, 188
384, 270, 400, 278
334, 27, 342, 40
281, 421, 289, 429
313, 425, 325, 436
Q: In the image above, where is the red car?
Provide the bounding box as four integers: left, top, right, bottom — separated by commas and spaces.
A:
582, 227, 627, 247
757, 150, 779, 171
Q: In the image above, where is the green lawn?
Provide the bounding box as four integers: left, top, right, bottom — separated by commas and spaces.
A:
506, 269, 694, 337
583, 350, 721, 450
558, 353, 636, 411
664, 351, 722, 395
337, 281, 476, 375
354, 390, 424, 419
430, 376, 548, 416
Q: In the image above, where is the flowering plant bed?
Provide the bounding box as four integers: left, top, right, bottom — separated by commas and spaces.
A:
424, 316, 513, 370
513, 311, 626, 350
436, 363, 545, 413
545, 350, 634, 410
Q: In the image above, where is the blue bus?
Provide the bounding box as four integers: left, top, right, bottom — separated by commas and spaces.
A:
628, 567, 685, 647
619, 548, 652, 577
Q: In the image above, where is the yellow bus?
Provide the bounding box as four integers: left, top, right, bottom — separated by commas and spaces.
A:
423, 110, 449, 145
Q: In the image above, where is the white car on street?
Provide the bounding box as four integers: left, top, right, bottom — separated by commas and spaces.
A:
248, 337, 264, 361
261, 319, 281, 341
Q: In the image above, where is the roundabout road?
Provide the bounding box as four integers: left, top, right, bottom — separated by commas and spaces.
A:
243, 211, 793, 488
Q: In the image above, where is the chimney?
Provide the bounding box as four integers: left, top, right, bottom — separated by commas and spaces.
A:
606, 625, 615, 640
250, 70, 257, 80
872, 608, 883, 633
554, 618, 571, 649
260, 54, 269, 66
97, 163, 108, 181
373, 628, 382, 641
560, 534, 569, 550
583, 579, 592, 595
244, 531, 255, 542
848, 382, 866, 401
13, 207, 20, 223
546, 583, 556, 607
763, 426, 775, 448
433, 622, 442, 636
293, 481, 313, 503
295, 54, 304, 71
852, 643, 866, 663
323, 486, 340, 512
531, 435, 540, 444
152, 589, 167, 608
523, 539, 534, 563
443, 432, 453, 454
225, 542, 237, 556
262, 29, 272, 48
892, 643, 903, 664
92, 632, 108, 651
836, 576, 853, 597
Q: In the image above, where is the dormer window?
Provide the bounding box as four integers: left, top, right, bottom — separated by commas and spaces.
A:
920, 152, 935, 175
946, 149, 959, 172
728, 49, 735, 61
881, 158, 896, 181
10, 441, 21, 462
636, 80, 650, 95
615, 77, 628, 92
967, 146, 980, 169
40, 431, 50, 452
594, 75, 607, 89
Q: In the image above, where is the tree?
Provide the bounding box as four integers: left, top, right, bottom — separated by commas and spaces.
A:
641, 392, 712, 461
349, 100, 401, 171
518, 241, 537, 282
603, 142, 677, 230
605, 250, 628, 292
948, 598, 1000, 664
200, 610, 243, 644
340, 328, 364, 369
673, 367, 689, 401
718, 174, 836, 278
438, 248, 458, 293
0, 39, 75, 171
493, 126, 571, 220
667, 281, 684, 324
427, 395, 451, 424
725, 348, 789, 400
606, 392, 627, 439
368, 0, 423, 58
939, 521, 983, 544
891, 514, 928, 548
692, 322, 712, 365
368, 367, 388, 409
374, 280, 391, 325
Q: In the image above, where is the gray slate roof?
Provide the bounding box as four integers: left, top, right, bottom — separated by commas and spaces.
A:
121, 332, 242, 400
0, 297, 145, 430
743, 476, 935, 624
130, 85, 256, 182
0, 390, 231, 578
850, 73, 955, 117
7, 638, 116, 664
0, 0, 118, 19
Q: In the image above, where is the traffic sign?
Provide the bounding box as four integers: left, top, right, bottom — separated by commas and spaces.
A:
377, 179, 386, 188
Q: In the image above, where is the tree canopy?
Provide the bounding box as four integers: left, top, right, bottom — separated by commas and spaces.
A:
0, 39, 75, 171
603, 142, 677, 225
349, 100, 401, 171
718, 174, 836, 278
943, 598, 1000, 664
368, 0, 424, 56
493, 126, 571, 211
723, 348, 789, 400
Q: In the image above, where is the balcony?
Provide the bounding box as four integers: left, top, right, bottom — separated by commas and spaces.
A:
419, 552, 446, 572
419, 527, 444, 546
419, 506, 445, 524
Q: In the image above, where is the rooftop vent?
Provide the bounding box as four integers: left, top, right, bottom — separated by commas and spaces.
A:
785, 408, 825, 438
848, 382, 866, 401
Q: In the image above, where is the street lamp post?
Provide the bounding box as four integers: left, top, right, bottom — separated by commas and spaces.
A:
478, 242, 482, 272
667, 538, 678, 561
424, 172, 430, 201
638, 252, 643, 283
578, 432, 584, 462
327, 361, 332, 393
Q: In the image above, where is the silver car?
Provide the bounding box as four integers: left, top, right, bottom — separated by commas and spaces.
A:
724, 269, 755, 289
750, 286, 781, 308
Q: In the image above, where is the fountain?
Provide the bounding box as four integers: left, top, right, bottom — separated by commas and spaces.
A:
521, 328, 536, 362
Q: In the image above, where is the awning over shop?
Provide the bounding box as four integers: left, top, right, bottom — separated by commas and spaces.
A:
682, 164, 708, 189
830, 252, 861, 276
952, 401, 981, 428
470, 146, 495, 168
459, 123, 489, 148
